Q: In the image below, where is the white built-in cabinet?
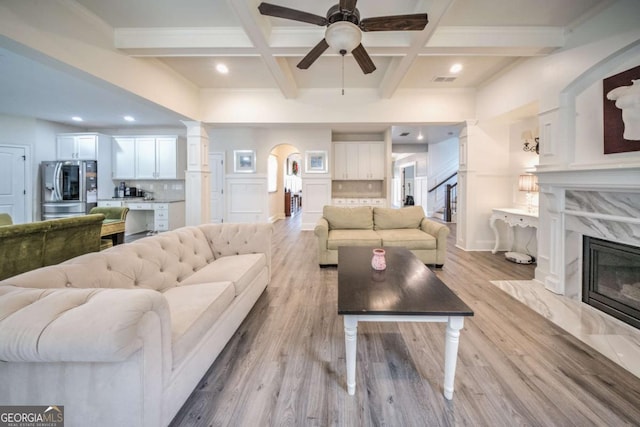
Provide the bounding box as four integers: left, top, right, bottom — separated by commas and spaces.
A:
334, 141, 384, 180
57, 133, 99, 160
112, 136, 186, 180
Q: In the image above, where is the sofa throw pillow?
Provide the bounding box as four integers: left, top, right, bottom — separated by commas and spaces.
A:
323, 205, 373, 230
374, 206, 424, 230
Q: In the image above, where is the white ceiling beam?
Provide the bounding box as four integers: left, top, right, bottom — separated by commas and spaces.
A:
378, 0, 456, 99
115, 25, 564, 58
225, 0, 297, 99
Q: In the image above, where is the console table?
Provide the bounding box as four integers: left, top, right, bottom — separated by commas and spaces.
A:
489, 208, 538, 254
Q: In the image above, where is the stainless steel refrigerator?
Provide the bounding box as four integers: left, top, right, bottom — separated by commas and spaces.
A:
41, 160, 98, 219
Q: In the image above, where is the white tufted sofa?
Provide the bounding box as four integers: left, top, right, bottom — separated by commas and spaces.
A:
0, 222, 272, 427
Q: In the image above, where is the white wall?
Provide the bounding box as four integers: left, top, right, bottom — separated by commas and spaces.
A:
465, 1, 640, 254
207, 127, 332, 226
201, 88, 475, 125
476, 1, 640, 120
0, 114, 86, 220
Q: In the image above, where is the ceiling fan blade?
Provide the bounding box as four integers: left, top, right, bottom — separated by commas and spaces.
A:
351, 44, 376, 74
339, 0, 358, 13
297, 38, 330, 70
360, 14, 428, 32
258, 2, 328, 26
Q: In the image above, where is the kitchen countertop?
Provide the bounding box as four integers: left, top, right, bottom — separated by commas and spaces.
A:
99, 198, 185, 203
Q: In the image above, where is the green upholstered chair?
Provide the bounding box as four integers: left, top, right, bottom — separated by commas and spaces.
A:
89, 207, 129, 221
0, 213, 12, 226
89, 207, 129, 250
0, 214, 104, 281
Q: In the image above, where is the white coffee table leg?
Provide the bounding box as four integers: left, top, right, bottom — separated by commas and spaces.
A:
443, 316, 464, 400
344, 316, 358, 395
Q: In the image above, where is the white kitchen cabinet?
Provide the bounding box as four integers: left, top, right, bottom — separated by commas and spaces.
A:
134, 137, 158, 179
112, 137, 136, 179
127, 201, 185, 233
334, 141, 385, 180
357, 143, 385, 179
113, 136, 186, 180
155, 137, 182, 179
57, 133, 99, 160
333, 142, 359, 180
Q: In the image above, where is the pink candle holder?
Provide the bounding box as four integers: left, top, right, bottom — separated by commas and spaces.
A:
371, 248, 386, 271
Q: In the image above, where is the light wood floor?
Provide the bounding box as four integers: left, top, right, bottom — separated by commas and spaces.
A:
170, 216, 640, 426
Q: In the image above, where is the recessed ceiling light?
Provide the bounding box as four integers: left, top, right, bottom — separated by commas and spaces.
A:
123, 115, 135, 122
417, 131, 424, 141
216, 63, 229, 74
450, 63, 463, 74
71, 116, 83, 122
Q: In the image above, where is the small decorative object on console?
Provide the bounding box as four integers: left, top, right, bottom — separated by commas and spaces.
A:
371, 248, 386, 271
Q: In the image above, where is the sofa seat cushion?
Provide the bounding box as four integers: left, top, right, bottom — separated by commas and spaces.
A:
373, 206, 425, 230
163, 282, 235, 368
327, 230, 381, 250
179, 253, 267, 296
376, 229, 437, 250
323, 205, 373, 230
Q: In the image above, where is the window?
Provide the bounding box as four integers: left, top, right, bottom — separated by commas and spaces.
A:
268, 154, 278, 192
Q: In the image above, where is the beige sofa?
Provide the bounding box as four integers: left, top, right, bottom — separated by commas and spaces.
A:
0, 223, 272, 427
314, 205, 449, 266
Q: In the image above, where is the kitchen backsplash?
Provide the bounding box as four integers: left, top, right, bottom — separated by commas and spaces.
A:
332, 180, 384, 198
110, 180, 186, 200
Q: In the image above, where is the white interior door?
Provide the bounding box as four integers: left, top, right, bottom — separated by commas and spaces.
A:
209, 152, 224, 223
0, 145, 27, 223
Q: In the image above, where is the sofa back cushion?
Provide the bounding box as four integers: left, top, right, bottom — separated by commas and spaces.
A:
323, 206, 373, 230
374, 206, 425, 230
0, 226, 215, 293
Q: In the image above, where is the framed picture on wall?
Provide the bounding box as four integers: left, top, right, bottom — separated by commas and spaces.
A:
234, 150, 256, 173
305, 150, 327, 173
603, 64, 640, 154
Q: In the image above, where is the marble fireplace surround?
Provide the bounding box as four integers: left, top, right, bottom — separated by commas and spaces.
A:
536, 164, 640, 299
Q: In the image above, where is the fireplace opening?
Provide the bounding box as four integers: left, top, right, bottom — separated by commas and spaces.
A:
583, 236, 640, 329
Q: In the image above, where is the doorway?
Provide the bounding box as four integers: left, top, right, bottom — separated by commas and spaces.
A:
0, 145, 28, 223
402, 165, 415, 206
268, 144, 301, 223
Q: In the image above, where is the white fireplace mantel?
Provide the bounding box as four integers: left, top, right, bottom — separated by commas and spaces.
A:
534, 164, 640, 298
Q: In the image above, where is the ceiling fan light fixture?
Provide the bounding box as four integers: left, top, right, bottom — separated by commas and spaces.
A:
325, 21, 362, 54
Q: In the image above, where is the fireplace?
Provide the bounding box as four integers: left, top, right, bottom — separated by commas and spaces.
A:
583, 236, 640, 329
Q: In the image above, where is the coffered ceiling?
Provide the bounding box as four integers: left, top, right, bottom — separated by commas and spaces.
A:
0, 0, 613, 140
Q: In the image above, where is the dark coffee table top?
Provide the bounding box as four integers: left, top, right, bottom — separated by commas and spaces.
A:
338, 246, 474, 317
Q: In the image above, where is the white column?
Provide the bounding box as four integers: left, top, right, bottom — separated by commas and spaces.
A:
182, 121, 210, 226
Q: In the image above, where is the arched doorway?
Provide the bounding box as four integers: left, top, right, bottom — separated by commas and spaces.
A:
268, 144, 302, 223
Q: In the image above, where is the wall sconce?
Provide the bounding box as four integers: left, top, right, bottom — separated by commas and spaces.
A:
521, 130, 539, 154
518, 174, 539, 213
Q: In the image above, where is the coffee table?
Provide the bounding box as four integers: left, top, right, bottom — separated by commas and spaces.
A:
337, 246, 474, 400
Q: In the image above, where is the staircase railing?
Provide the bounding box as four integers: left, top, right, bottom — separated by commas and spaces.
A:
444, 183, 458, 222
428, 171, 457, 193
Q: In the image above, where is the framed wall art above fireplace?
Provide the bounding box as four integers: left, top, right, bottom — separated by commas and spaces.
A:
603, 64, 640, 154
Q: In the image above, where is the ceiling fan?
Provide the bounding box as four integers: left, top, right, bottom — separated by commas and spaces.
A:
258, 1, 428, 74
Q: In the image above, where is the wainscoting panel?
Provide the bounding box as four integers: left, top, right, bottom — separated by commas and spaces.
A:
301, 177, 331, 230
226, 175, 268, 223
